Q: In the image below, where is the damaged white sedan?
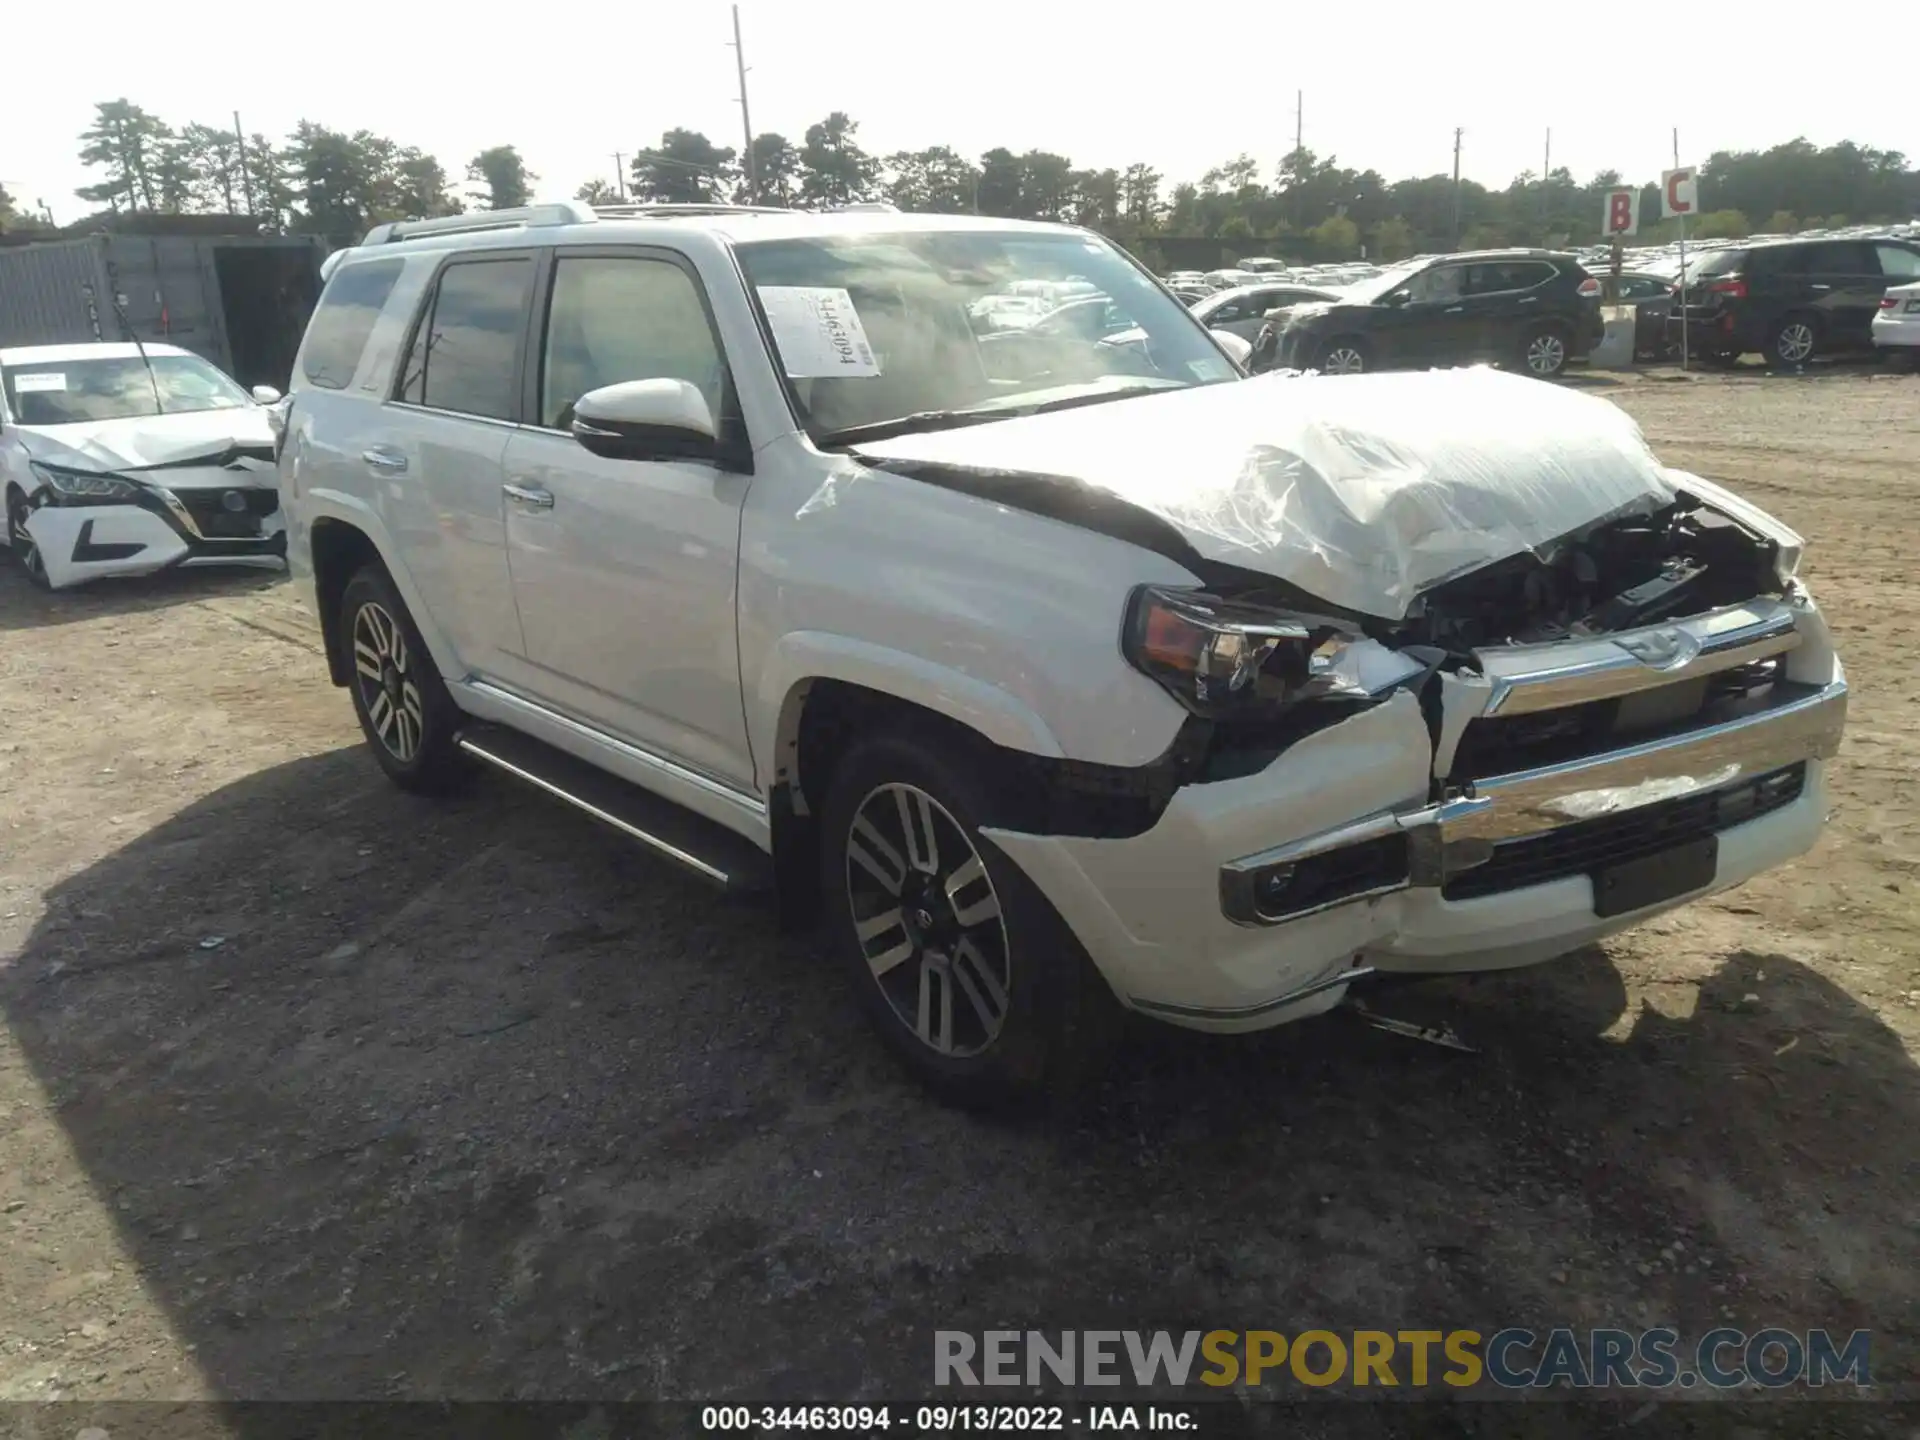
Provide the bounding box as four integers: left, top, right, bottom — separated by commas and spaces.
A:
280, 209, 1844, 1107
2, 342, 286, 590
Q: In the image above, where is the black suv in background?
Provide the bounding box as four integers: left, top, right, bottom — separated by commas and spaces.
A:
1669, 237, 1920, 368
1254, 250, 1604, 379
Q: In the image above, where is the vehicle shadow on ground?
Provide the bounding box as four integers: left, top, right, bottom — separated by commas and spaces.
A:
3, 749, 1915, 1420
0, 562, 286, 635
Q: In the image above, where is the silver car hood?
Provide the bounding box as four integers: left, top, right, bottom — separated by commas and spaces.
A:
851, 367, 1676, 620
15, 406, 275, 476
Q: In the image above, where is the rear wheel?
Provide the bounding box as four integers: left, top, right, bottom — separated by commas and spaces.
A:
1315, 337, 1369, 375
1766, 314, 1819, 369
6, 488, 50, 590
339, 564, 470, 793
819, 729, 1122, 1109
1518, 323, 1570, 379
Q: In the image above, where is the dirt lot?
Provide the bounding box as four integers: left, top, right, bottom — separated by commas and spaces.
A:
2, 367, 1917, 1428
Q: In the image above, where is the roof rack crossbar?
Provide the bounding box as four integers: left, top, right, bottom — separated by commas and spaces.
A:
361, 201, 597, 247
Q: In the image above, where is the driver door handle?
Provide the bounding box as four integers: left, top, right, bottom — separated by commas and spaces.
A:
361, 445, 408, 474
1444, 305, 1465, 314
503, 481, 555, 510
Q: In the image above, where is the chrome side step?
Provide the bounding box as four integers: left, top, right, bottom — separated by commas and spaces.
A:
456, 725, 775, 895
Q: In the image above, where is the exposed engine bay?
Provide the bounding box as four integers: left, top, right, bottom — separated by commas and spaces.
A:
1386, 489, 1784, 660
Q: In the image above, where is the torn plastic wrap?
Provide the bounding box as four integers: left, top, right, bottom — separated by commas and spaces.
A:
839, 367, 1678, 620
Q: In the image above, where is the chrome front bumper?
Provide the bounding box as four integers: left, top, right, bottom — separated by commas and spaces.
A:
1221, 596, 1847, 922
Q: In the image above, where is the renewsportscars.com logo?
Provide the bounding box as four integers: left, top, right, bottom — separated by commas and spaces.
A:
934, 1328, 1872, 1391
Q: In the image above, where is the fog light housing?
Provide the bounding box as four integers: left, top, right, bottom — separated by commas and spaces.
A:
1221, 826, 1413, 926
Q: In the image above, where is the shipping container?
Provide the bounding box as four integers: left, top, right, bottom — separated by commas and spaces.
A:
0, 232, 325, 390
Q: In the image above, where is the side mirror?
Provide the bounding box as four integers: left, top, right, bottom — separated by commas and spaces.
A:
571, 378, 719, 463
1210, 329, 1253, 366
251, 384, 282, 404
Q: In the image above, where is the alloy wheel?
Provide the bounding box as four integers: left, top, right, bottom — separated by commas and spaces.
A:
1320, 346, 1366, 376
844, 782, 1013, 1058
351, 601, 425, 762
7, 494, 45, 583
1776, 322, 1816, 365
1525, 332, 1568, 376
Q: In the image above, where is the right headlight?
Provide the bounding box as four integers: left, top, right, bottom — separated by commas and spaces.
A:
1121, 584, 1377, 720
30, 461, 141, 503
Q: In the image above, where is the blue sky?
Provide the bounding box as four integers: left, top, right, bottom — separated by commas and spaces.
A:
4, 0, 1915, 223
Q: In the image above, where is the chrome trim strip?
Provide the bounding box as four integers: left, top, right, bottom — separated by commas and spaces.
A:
465, 679, 767, 822
1132, 965, 1376, 1021
458, 737, 731, 884
1480, 600, 1801, 717
1220, 811, 1413, 927
1441, 677, 1844, 846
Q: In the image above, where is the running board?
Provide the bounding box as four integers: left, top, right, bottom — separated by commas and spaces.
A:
455, 725, 775, 895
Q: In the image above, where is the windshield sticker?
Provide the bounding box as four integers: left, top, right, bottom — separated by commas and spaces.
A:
757, 287, 881, 377
13, 372, 67, 393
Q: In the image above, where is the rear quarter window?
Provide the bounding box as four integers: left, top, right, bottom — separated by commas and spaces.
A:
301, 258, 406, 390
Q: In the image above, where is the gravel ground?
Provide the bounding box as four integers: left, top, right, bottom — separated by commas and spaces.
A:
1, 366, 1916, 1432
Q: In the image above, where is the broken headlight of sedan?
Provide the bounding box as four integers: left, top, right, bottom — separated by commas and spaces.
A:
1121, 584, 1390, 719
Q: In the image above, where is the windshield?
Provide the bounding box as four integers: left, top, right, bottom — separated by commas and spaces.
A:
1342, 263, 1428, 305
2, 354, 252, 425
735, 229, 1238, 442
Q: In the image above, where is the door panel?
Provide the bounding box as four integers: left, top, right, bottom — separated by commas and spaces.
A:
378, 254, 536, 678
501, 249, 754, 787
1393, 265, 1474, 364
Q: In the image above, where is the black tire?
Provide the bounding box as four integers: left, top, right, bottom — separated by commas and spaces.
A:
338, 563, 470, 794
1517, 322, 1571, 379
1765, 313, 1820, 370
1314, 336, 1370, 376
819, 727, 1123, 1110
6, 487, 51, 590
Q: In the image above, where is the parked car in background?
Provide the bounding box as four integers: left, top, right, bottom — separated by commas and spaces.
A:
1669, 237, 1920, 368
277, 201, 1843, 1107
3, 342, 285, 590
1191, 282, 1347, 339
1873, 280, 1920, 368
1258, 250, 1603, 378
1614, 272, 1678, 360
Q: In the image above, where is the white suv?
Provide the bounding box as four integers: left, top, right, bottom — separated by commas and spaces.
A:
278, 201, 1847, 1106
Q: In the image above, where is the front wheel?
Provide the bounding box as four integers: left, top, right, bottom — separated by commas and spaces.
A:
820, 730, 1121, 1109
7, 488, 50, 590
339, 564, 470, 794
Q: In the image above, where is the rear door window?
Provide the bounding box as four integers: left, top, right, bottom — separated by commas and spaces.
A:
1801, 242, 1876, 275
301, 258, 404, 390
396, 257, 535, 420
1466, 261, 1555, 295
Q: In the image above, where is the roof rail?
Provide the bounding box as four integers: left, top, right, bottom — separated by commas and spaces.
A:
360, 201, 597, 247
590, 202, 792, 218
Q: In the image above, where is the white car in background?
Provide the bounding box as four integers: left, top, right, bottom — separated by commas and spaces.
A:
1, 342, 286, 591
1872, 281, 1920, 367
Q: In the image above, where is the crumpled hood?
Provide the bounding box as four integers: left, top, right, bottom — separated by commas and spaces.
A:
851, 367, 1676, 620
15, 406, 274, 475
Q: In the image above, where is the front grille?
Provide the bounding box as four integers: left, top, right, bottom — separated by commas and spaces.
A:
1442, 762, 1806, 901
178, 487, 276, 537
1450, 661, 1788, 781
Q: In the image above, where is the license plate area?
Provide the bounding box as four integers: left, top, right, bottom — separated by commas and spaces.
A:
1592, 835, 1718, 919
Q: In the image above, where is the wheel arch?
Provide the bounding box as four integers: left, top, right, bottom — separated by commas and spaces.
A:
301, 497, 458, 689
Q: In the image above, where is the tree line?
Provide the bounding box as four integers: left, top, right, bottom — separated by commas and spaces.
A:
3, 100, 1915, 264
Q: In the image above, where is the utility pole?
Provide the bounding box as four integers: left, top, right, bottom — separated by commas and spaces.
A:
1450, 128, 1463, 250
611, 152, 627, 201
1675, 126, 1690, 372
1541, 127, 1551, 232
1295, 91, 1303, 157
233, 111, 255, 215
730, 4, 757, 202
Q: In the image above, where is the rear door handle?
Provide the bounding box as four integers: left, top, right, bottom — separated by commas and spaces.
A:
503, 481, 555, 510
1810, 284, 1832, 291
362, 446, 408, 474
1444, 305, 1465, 314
